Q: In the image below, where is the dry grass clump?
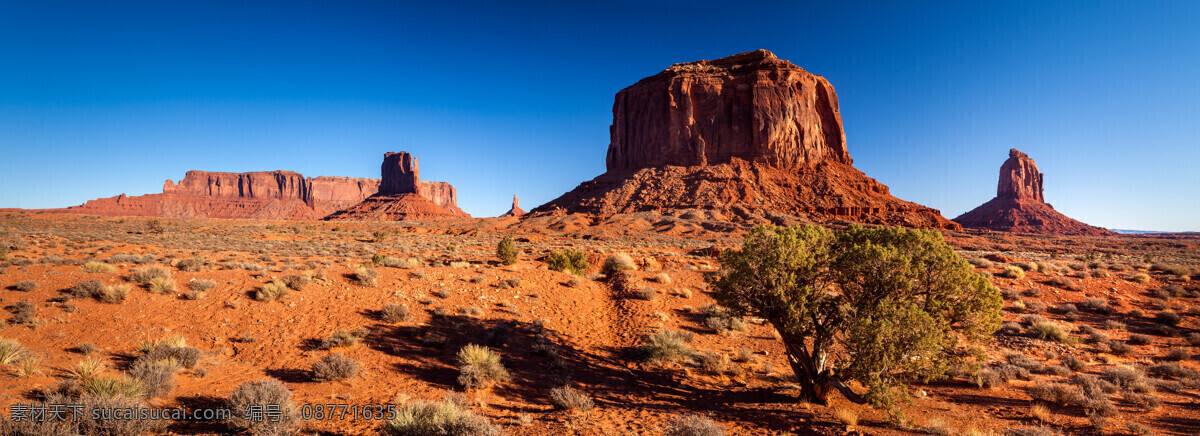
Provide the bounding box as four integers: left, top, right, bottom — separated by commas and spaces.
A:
282, 272, 312, 291
548, 386, 594, 412
130, 266, 170, 284
83, 261, 117, 273
355, 267, 380, 287
602, 253, 637, 275
1029, 320, 1075, 344
311, 353, 359, 381
1047, 276, 1078, 290
227, 378, 298, 436
1128, 334, 1152, 345
380, 303, 410, 323
639, 329, 695, 364
834, 407, 859, 426
1027, 383, 1086, 406
148, 277, 176, 294
665, 414, 726, 436
321, 329, 368, 349
380, 398, 503, 436
1003, 265, 1025, 279
1131, 273, 1151, 283
96, 284, 130, 303
175, 257, 206, 272
255, 281, 289, 302
457, 344, 511, 390
653, 273, 672, 284
0, 339, 28, 366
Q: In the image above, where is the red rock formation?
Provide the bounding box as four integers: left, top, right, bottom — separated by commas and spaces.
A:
57, 156, 467, 220
955, 149, 1114, 236
326, 152, 470, 221
500, 195, 526, 217
534, 50, 959, 229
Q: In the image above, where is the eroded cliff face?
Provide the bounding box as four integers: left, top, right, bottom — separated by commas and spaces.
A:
60, 155, 467, 220
325, 151, 470, 221
536, 50, 958, 229
955, 149, 1113, 236
605, 49, 850, 172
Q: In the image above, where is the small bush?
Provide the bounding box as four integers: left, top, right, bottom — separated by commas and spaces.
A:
665, 414, 725, 436
638, 329, 694, 364
355, 267, 379, 287
1028, 383, 1086, 406
129, 359, 176, 399
227, 378, 297, 436
189, 279, 216, 293
636, 287, 658, 301
602, 253, 637, 275
1131, 273, 1150, 283
1108, 340, 1132, 355
312, 353, 359, 381
380, 399, 503, 436
1155, 310, 1181, 326
255, 281, 289, 302
653, 273, 672, 284
496, 235, 518, 265
282, 273, 312, 291
1062, 355, 1086, 372
83, 261, 117, 273
130, 266, 170, 283
12, 280, 36, 292
175, 257, 205, 272
1128, 334, 1152, 345
546, 250, 588, 275
148, 277, 176, 294
548, 386, 594, 412
457, 344, 511, 389
321, 329, 367, 349
1030, 320, 1074, 343
1102, 319, 1126, 331
380, 303, 410, 323
1162, 348, 1189, 362
1080, 297, 1112, 314
96, 284, 130, 303
1003, 265, 1025, 279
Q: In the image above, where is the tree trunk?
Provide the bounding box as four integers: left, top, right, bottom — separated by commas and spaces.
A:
780, 333, 867, 405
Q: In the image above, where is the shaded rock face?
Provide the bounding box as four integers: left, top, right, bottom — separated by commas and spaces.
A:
955, 149, 1113, 236
606, 49, 849, 172
326, 151, 470, 221
500, 195, 526, 217
535, 50, 958, 229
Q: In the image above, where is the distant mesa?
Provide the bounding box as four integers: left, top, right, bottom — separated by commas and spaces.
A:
532, 49, 959, 229
499, 195, 525, 218
954, 149, 1114, 236
325, 151, 469, 221
59, 152, 467, 221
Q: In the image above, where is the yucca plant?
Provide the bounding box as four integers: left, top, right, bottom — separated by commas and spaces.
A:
0, 338, 27, 365
83, 375, 146, 399
67, 355, 108, 380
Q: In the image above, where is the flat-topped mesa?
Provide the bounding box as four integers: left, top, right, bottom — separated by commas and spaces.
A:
998, 149, 1044, 202
163, 170, 311, 201
380, 151, 420, 194
955, 149, 1113, 236
606, 49, 850, 172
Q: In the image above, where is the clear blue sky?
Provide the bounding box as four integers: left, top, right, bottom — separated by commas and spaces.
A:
1, 1, 1197, 231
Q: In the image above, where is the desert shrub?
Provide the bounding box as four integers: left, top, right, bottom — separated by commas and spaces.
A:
1151, 263, 1191, 276
1128, 334, 1152, 345
1062, 355, 1086, 372
1108, 340, 1132, 355
189, 279, 215, 292
1027, 383, 1086, 406
1004, 426, 1063, 436
1003, 265, 1025, 279
148, 277, 176, 294
130, 266, 170, 283
457, 344, 511, 389
1162, 348, 1189, 361
66, 355, 107, 380
548, 386, 594, 412
1053, 303, 1078, 314
1188, 332, 1200, 346
96, 284, 130, 303
708, 224, 1001, 407
227, 378, 298, 436
496, 235, 518, 265
381, 303, 410, 323
1024, 287, 1043, 298
601, 253, 637, 275
82, 375, 146, 399
546, 250, 588, 275
12, 280, 36, 292
1155, 310, 1181, 326
175, 257, 205, 272
974, 368, 1003, 388
144, 344, 202, 369
665, 414, 725, 436
653, 273, 672, 284
1047, 276, 1078, 290
1131, 273, 1150, 283
282, 273, 312, 291
355, 267, 379, 287
1149, 362, 1200, 379
700, 305, 748, 334
638, 329, 695, 364
1102, 319, 1126, 331
83, 261, 117, 274
380, 399, 503, 436
8, 300, 35, 324
968, 258, 994, 269
1030, 320, 1075, 344
321, 329, 367, 349
70, 279, 105, 299
1079, 297, 1112, 314
254, 281, 289, 302
129, 359, 176, 399
312, 353, 359, 382
636, 287, 658, 301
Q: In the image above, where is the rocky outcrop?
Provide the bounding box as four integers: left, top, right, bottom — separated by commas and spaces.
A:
326, 152, 470, 221
500, 195, 525, 217
954, 149, 1113, 235
534, 50, 959, 229
59, 154, 468, 220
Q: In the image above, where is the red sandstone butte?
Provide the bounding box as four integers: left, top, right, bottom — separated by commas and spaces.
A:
533, 49, 958, 229
326, 151, 469, 221
954, 149, 1114, 236
499, 195, 526, 217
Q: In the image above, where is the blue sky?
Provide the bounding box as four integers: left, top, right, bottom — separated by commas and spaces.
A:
1, 1, 1197, 230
